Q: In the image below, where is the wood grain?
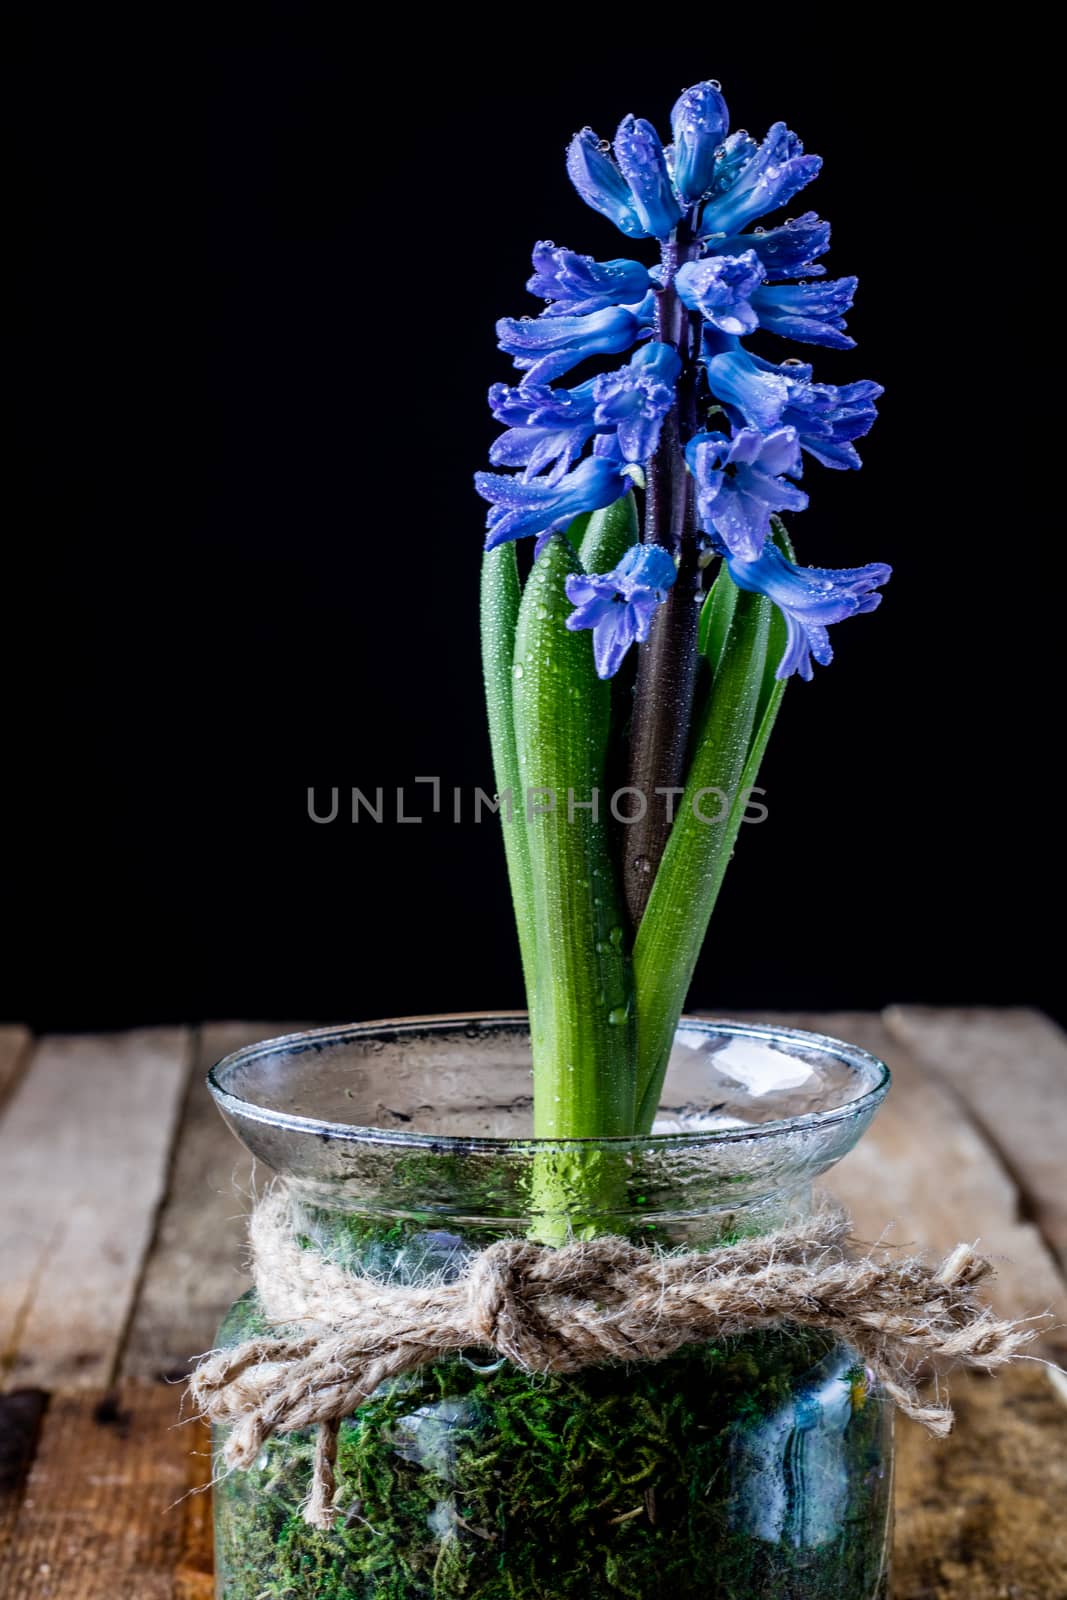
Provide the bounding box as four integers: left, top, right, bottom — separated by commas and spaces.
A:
0, 1029, 192, 1391
0, 1390, 47, 1564
1, 1009, 1064, 1598
894, 1363, 1067, 1599
886, 1005, 1067, 1273
0, 1383, 212, 1600
121, 1023, 298, 1381
796, 1012, 1067, 1341
0, 1026, 31, 1114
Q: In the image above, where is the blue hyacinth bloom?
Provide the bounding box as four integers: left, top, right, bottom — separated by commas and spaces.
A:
566, 129, 647, 238
496, 299, 653, 385
485, 342, 679, 494
488, 379, 600, 482
592, 342, 681, 462
724, 542, 891, 680
479, 79, 887, 674
675, 251, 765, 335
528, 242, 653, 316
718, 212, 831, 280
613, 116, 683, 240
703, 131, 757, 204
476, 454, 630, 551
778, 374, 884, 470
703, 342, 792, 430
687, 428, 807, 561
703, 345, 883, 469
752, 275, 858, 349
699, 123, 822, 239
670, 81, 730, 205
565, 543, 677, 678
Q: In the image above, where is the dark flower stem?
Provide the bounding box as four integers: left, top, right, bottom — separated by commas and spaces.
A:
624, 232, 703, 929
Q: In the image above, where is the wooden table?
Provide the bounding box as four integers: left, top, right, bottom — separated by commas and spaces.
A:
1, 1009, 1065, 1598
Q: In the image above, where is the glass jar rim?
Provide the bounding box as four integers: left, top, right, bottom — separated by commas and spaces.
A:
207, 1012, 890, 1154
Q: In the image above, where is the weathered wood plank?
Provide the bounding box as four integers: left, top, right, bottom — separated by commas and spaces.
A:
790, 1012, 1067, 1347
885, 1005, 1067, 1273
0, 1029, 192, 1391
0, 1391, 47, 1565
0, 1382, 212, 1600
894, 1363, 1067, 1599
0, 1025, 32, 1114
1, 1011, 1062, 1598
121, 1023, 297, 1381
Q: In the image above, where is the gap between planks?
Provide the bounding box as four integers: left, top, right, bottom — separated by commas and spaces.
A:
0, 1029, 193, 1393
1, 1011, 1065, 1598
885, 1005, 1067, 1275
758, 1012, 1067, 1348
0, 1026, 32, 1115
120, 1022, 305, 1381
0, 1382, 212, 1600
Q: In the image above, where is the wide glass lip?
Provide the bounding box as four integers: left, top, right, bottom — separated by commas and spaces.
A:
207, 1012, 890, 1152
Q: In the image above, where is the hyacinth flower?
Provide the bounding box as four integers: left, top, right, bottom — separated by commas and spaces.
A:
686, 427, 808, 561
565, 543, 678, 679
475, 78, 889, 1181
724, 540, 891, 681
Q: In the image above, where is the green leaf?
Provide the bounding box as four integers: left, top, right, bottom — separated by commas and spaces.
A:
512, 533, 636, 1140
697, 564, 738, 669
480, 543, 537, 993
578, 491, 638, 574
752, 518, 794, 728
633, 583, 778, 1131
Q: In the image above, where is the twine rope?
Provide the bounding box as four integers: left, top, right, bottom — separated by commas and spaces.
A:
189, 1187, 1037, 1532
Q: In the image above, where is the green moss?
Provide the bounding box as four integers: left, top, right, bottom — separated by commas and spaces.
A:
214, 1291, 892, 1600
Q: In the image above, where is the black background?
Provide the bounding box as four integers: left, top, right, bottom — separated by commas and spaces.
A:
7, 14, 1058, 1030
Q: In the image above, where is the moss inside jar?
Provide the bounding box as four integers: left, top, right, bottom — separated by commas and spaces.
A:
207, 1015, 893, 1600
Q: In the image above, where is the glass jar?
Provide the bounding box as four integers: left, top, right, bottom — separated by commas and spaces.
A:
208, 1014, 893, 1600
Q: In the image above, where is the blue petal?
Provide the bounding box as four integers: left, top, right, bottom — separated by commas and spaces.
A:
488, 379, 599, 428
613, 115, 683, 239
776, 372, 883, 470
527, 242, 652, 316
564, 542, 677, 678
593, 604, 638, 678
752, 276, 858, 349
564, 585, 616, 631
687, 427, 806, 560
670, 81, 730, 204
699, 123, 822, 238
496, 304, 646, 385
566, 130, 646, 238
614, 543, 678, 591
592, 341, 681, 463
704, 131, 757, 203
489, 422, 597, 482
476, 455, 630, 550
724, 542, 891, 679
703, 343, 791, 430
676, 251, 765, 335
717, 212, 831, 280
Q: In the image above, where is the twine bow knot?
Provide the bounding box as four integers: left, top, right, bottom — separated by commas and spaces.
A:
189, 1188, 1038, 1532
